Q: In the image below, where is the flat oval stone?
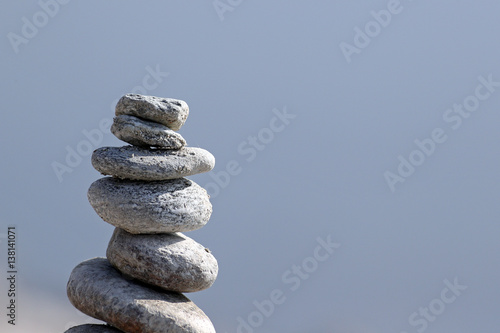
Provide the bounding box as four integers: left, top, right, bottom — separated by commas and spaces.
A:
115, 94, 188, 131
87, 177, 212, 234
107, 229, 218, 293
65, 324, 124, 333
91, 146, 215, 181
110, 115, 186, 149
67, 258, 216, 333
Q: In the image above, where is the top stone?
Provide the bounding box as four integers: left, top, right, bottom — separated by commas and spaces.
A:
115, 94, 189, 131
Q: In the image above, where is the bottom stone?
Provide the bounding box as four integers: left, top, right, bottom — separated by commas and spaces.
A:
65, 324, 124, 332
67, 258, 215, 333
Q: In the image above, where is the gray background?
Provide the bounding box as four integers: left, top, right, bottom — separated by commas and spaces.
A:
1, 1, 500, 332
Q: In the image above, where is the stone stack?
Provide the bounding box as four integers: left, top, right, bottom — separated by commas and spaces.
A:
65, 94, 218, 333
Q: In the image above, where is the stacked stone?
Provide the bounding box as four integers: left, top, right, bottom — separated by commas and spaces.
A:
65, 94, 218, 333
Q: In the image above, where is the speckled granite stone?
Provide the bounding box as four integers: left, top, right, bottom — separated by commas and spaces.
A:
107, 229, 218, 293
91, 146, 215, 181
67, 258, 216, 333
115, 94, 188, 131
87, 177, 212, 234
110, 115, 186, 149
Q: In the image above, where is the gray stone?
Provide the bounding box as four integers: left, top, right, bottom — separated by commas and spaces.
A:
91, 146, 215, 181
107, 229, 218, 293
87, 177, 212, 234
67, 258, 216, 333
65, 324, 124, 333
115, 94, 189, 131
110, 115, 186, 149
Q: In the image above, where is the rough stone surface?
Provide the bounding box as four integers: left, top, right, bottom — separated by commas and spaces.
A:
107, 229, 218, 293
65, 324, 124, 333
92, 146, 215, 181
67, 258, 216, 333
87, 177, 212, 234
110, 115, 186, 149
115, 94, 189, 131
